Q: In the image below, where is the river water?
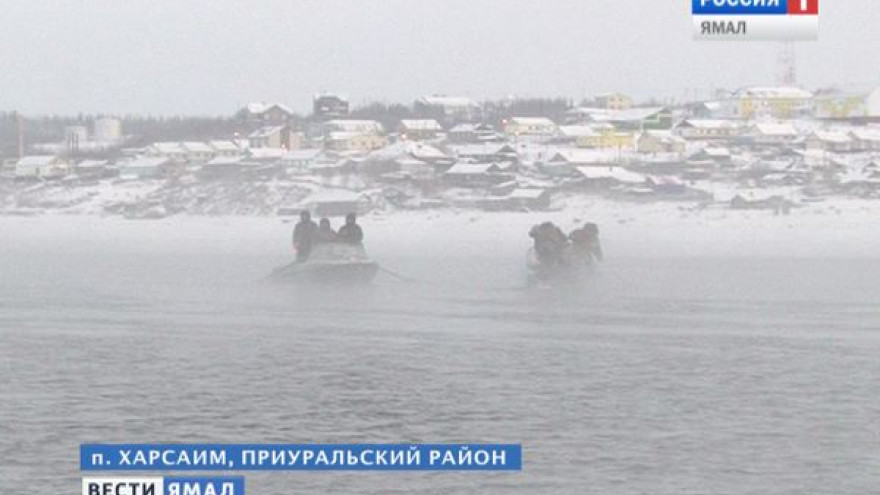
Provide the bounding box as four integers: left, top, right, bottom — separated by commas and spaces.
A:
1, 225, 879, 494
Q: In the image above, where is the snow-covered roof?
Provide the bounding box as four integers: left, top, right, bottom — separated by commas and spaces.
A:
566, 107, 610, 117
811, 131, 852, 144
558, 125, 599, 138
209, 140, 241, 152
508, 188, 547, 199
445, 163, 498, 175
602, 106, 667, 123
325, 119, 384, 134
510, 117, 556, 127
180, 141, 214, 153
245, 102, 293, 115
17, 156, 57, 166
549, 149, 617, 164
849, 128, 880, 142
399, 119, 443, 131
576, 166, 645, 183
247, 147, 286, 159
151, 142, 185, 153
814, 84, 879, 99
753, 123, 799, 136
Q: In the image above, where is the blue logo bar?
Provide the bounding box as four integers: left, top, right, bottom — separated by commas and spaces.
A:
81, 444, 523, 471
692, 0, 788, 15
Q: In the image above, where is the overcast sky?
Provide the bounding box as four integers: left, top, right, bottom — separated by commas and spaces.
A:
0, 0, 877, 116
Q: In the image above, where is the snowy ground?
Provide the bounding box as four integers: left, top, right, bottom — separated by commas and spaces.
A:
4, 198, 880, 260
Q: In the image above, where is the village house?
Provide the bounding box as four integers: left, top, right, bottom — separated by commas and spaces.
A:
447, 123, 501, 143
321, 120, 386, 153
179, 142, 215, 162
443, 162, 514, 187
209, 140, 242, 158
574, 165, 646, 188
597, 107, 673, 131
689, 146, 732, 165
280, 149, 325, 173
248, 126, 300, 150
748, 123, 800, 147
505, 117, 558, 138
814, 85, 880, 122
145, 142, 188, 162
543, 149, 617, 176
555, 125, 598, 145
15, 155, 67, 179
805, 131, 855, 153
73, 159, 110, 180
576, 125, 635, 150
595, 93, 633, 111
676, 119, 741, 140
239, 102, 294, 127
726, 87, 814, 120
313, 93, 350, 120
848, 127, 880, 152
637, 130, 686, 154
118, 157, 170, 180
398, 119, 444, 141
449, 143, 517, 164
325, 132, 389, 153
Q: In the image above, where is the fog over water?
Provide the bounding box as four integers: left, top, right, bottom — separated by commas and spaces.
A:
1, 218, 879, 494
1, 0, 879, 114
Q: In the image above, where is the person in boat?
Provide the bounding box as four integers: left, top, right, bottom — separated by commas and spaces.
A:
315, 217, 338, 244
529, 221, 568, 267
292, 210, 318, 262
337, 213, 364, 245
569, 222, 603, 263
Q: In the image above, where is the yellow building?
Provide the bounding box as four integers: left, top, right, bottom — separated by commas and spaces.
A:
730, 87, 813, 120
595, 93, 633, 111
576, 126, 635, 149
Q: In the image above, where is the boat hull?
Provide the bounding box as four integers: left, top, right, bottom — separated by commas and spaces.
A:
269, 243, 379, 284
271, 260, 379, 284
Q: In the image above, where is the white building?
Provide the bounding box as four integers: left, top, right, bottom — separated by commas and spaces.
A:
814, 85, 880, 121
94, 117, 122, 143
15, 156, 67, 178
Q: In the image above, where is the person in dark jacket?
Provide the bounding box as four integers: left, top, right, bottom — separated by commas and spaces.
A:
337, 213, 364, 244
569, 222, 603, 262
315, 217, 338, 244
292, 210, 318, 262
529, 221, 568, 266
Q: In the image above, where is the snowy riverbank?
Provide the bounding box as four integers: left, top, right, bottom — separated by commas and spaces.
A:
4, 198, 880, 260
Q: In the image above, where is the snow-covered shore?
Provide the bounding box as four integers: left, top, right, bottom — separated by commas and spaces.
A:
4, 198, 880, 260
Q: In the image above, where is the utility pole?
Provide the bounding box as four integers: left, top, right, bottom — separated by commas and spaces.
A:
777, 42, 797, 87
